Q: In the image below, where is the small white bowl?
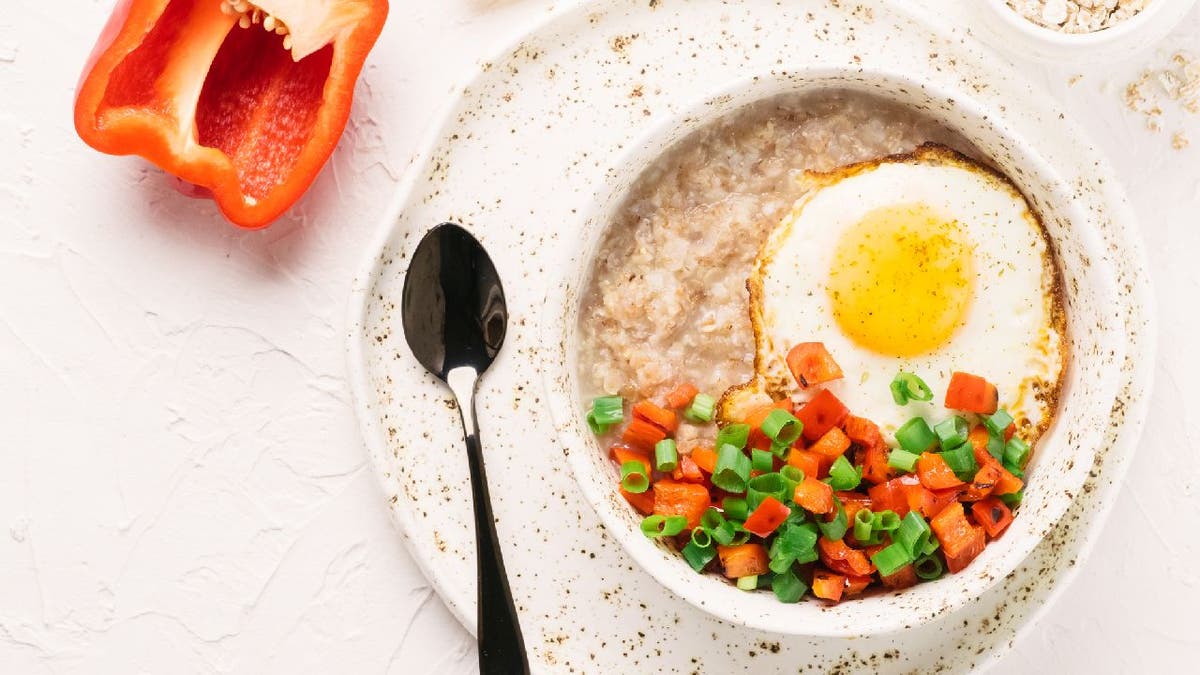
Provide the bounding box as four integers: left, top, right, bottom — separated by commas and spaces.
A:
544, 66, 1127, 637
973, 0, 1199, 64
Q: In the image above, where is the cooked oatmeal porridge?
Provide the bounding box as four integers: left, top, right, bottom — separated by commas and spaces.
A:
578, 91, 973, 438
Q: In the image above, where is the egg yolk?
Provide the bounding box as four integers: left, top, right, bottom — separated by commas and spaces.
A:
827, 203, 975, 357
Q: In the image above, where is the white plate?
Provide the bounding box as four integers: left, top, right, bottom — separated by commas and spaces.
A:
347, 0, 1153, 670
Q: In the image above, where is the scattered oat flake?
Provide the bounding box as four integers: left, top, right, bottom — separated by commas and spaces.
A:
1068, 74, 1083, 86
1122, 52, 1199, 145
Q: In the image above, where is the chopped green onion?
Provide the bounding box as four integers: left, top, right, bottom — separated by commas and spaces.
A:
873, 510, 901, 532
890, 372, 934, 405
888, 448, 921, 473
620, 461, 649, 493
772, 522, 819, 559
716, 424, 751, 451
772, 569, 808, 603
712, 444, 751, 493
1004, 437, 1031, 470
690, 527, 712, 548
770, 440, 792, 459
702, 508, 737, 546
747, 472, 789, 510
827, 455, 862, 491
999, 490, 1024, 507
736, 575, 759, 591
914, 553, 944, 580
922, 537, 940, 556
727, 529, 752, 546
682, 540, 716, 572
684, 393, 717, 423
722, 497, 749, 522
896, 417, 937, 453
654, 439, 679, 473
934, 416, 969, 451
701, 507, 725, 531
894, 511, 932, 557
940, 443, 978, 482
871, 542, 914, 577
794, 547, 819, 565
985, 409, 1014, 437
987, 434, 1006, 461
586, 395, 624, 434
751, 448, 775, 474
761, 409, 803, 445
769, 555, 795, 575
780, 465, 804, 484
641, 514, 687, 538
853, 508, 874, 544
785, 504, 809, 527
816, 496, 848, 540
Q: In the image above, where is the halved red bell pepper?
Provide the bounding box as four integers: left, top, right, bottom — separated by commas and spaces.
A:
74, 0, 388, 228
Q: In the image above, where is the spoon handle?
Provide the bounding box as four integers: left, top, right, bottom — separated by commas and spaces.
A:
447, 367, 530, 674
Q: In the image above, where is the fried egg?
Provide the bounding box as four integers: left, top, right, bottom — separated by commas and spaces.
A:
723, 145, 1065, 440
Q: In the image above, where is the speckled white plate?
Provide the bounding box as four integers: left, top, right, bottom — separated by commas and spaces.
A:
347, 0, 1153, 671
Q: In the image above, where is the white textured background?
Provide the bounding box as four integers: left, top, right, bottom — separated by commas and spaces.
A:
0, 0, 1196, 672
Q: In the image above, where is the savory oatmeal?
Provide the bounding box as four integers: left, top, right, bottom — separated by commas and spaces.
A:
578, 91, 1064, 602
578, 91, 971, 410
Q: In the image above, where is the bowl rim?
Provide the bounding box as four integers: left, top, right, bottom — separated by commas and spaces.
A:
981, 0, 1189, 45
540, 63, 1127, 637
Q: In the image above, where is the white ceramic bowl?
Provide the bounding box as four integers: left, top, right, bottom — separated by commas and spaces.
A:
543, 66, 1127, 637
973, 0, 1199, 64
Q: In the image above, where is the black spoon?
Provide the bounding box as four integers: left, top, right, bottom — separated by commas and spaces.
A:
401, 223, 529, 674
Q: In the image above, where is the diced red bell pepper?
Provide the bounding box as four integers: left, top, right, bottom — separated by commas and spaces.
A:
621, 487, 655, 515
610, 445, 651, 477
796, 389, 850, 442
690, 447, 718, 474
665, 383, 699, 409
632, 399, 679, 433
652, 480, 711, 530
742, 496, 791, 538
786, 448, 825, 480
809, 426, 852, 459
842, 574, 873, 598
931, 502, 986, 573
818, 537, 875, 577
894, 475, 959, 519
971, 445, 1024, 496
971, 497, 1015, 539
786, 342, 844, 389
879, 564, 919, 589
811, 569, 846, 602
622, 417, 668, 451
74, 0, 388, 228
671, 454, 706, 484
945, 372, 999, 414
857, 439, 893, 485
917, 452, 965, 490
960, 462, 1002, 502
867, 478, 907, 517
717, 543, 770, 579
793, 476, 834, 515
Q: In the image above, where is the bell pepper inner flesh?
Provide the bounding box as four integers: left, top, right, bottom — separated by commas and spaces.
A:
77, 0, 386, 227
196, 26, 333, 201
